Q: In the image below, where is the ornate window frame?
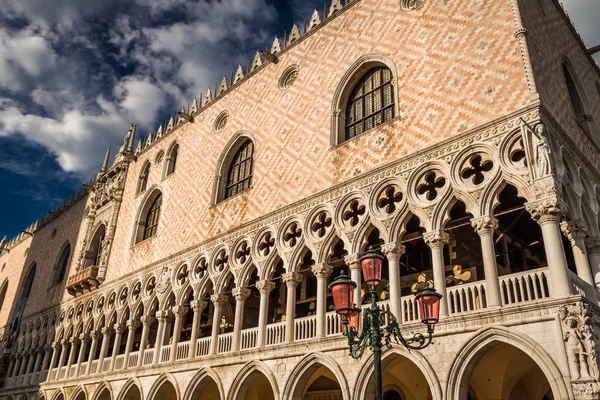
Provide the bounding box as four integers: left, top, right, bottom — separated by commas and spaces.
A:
52, 242, 71, 286
132, 186, 164, 246
330, 54, 399, 147
84, 223, 106, 269
212, 130, 257, 205
163, 141, 179, 179
137, 161, 151, 195
561, 57, 596, 143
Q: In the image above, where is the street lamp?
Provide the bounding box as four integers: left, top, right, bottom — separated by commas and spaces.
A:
329, 248, 442, 400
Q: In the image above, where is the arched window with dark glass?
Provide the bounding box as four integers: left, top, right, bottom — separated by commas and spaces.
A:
143, 193, 162, 240
52, 243, 71, 285
20, 264, 36, 302
0, 280, 8, 312
562, 62, 593, 135
345, 67, 395, 141
137, 162, 150, 194
165, 143, 178, 177
224, 140, 254, 200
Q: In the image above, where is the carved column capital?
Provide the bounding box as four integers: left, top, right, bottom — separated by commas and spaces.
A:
282, 272, 302, 286
561, 220, 588, 244
525, 199, 566, 225
190, 300, 208, 312
586, 237, 600, 255
126, 319, 141, 330
101, 327, 114, 336
113, 323, 126, 335
69, 337, 80, 346
343, 254, 361, 270
423, 230, 449, 249
79, 333, 91, 343
140, 315, 156, 326
89, 331, 101, 341
232, 287, 251, 301
172, 306, 189, 316
256, 280, 276, 293
381, 242, 406, 261
60, 339, 70, 347
471, 216, 498, 237
210, 294, 225, 304
311, 263, 333, 279
154, 311, 168, 322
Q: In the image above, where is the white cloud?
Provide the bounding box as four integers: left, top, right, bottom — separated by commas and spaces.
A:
114, 77, 167, 124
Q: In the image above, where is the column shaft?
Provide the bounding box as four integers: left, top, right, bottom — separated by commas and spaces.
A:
283, 272, 301, 343
472, 217, 502, 307
312, 264, 332, 338
424, 231, 449, 317
209, 295, 223, 355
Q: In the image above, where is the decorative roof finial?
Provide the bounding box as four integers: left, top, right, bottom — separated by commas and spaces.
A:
309, 9, 321, 30
135, 139, 142, 155
190, 97, 198, 113
101, 146, 111, 171
252, 51, 263, 71
289, 24, 301, 43
329, 0, 343, 16
218, 76, 228, 95
205, 87, 213, 105
234, 65, 245, 84
271, 37, 281, 54
166, 116, 174, 132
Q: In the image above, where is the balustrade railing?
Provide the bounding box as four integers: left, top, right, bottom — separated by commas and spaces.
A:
447, 281, 487, 314
79, 361, 88, 376
114, 354, 125, 370
402, 295, 420, 323
90, 360, 99, 375
160, 346, 170, 363
68, 364, 77, 378
295, 315, 317, 341
102, 358, 111, 372
500, 267, 550, 305
218, 333, 233, 353
127, 353, 138, 368
142, 349, 154, 366
176, 341, 190, 360
241, 327, 258, 350
266, 321, 286, 345
326, 311, 342, 337
59, 366, 67, 379
568, 269, 596, 300
196, 337, 210, 357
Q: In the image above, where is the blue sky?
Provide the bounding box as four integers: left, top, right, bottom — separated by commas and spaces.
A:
0, 0, 599, 240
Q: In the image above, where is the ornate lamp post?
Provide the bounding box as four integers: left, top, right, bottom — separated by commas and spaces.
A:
329, 249, 442, 400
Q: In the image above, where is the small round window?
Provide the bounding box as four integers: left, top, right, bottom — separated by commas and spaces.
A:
213, 111, 229, 134
279, 65, 299, 90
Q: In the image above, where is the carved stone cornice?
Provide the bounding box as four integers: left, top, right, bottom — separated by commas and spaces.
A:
471, 216, 498, 237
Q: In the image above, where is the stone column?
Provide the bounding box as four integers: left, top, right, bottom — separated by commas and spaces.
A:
282, 272, 302, 343
231, 288, 251, 352
152, 311, 168, 365
586, 237, 600, 290
32, 348, 43, 374
256, 280, 276, 348
12, 357, 22, 378
25, 350, 36, 375
561, 221, 595, 286
423, 230, 449, 317
170, 306, 188, 362
75, 334, 90, 377
6, 357, 15, 379
472, 216, 502, 307
109, 324, 126, 371
527, 202, 572, 297
85, 331, 100, 376
312, 263, 333, 338
123, 319, 140, 369
381, 243, 405, 319
97, 327, 113, 373
344, 254, 362, 310
57, 339, 69, 371
65, 337, 79, 374
137, 316, 155, 368
209, 294, 224, 355
188, 300, 207, 359
44, 343, 57, 378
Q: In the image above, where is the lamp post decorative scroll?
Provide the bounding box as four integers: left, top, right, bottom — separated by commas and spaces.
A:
329, 248, 442, 400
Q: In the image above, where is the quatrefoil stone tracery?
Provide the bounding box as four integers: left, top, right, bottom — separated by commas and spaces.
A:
461, 155, 493, 186
377, 186, 403, 214
259, 233, 275, 256
236, 242, 251, 263
311, 211, 332, 238
343, 200, 366, 227
416, 171, 446, 201
215, 251, 229, 271
284, 223, 302, 248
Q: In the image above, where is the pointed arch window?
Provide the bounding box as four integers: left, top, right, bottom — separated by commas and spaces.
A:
85, 225, 106, 268
165, 144, 179, 177
345, 67, 395, 141
20, 264, 36, 302
143, 193, 162, 241
562, 62, 593, 135
137, 162, 151, 194
0, 280, 8, 312
224, 140, 254, 200
52, 243, 71, 285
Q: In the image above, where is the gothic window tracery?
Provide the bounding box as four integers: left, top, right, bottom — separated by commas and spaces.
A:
143, 193, 162, 241
345, 67, 395, 141
137, 162, 151, 195
165, 143, 178, 177
562, 61, 593, 136
224, 140, 254, 200
52, 243, 71, 285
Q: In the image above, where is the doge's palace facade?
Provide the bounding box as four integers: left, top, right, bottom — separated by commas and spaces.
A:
1, 0, 600, 399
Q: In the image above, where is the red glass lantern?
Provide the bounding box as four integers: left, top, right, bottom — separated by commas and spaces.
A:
329, 272, 357, 316
348, 309, 360, 331
415, 288, 442, 326
360, 249, 384, 286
